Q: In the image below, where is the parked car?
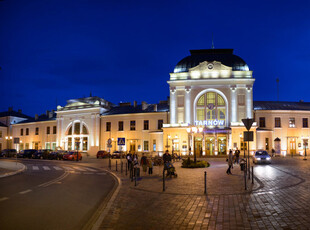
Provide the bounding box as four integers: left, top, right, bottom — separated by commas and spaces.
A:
22, 149, 38, 159
111, 151, 124, 159
0, 149, 17, 157
63, 151, 82, 161
96, 150, 110, 158
253, 150, 271, 164
48, 150, 67, 160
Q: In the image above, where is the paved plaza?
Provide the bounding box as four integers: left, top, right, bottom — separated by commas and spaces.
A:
99, 157, 310, 230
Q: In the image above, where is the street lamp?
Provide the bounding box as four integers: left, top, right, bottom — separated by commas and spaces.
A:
303, 139, 308, 161
187, 127, 197, 163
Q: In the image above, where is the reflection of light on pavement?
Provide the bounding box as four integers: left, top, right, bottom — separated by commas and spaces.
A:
254, 165, 275, 179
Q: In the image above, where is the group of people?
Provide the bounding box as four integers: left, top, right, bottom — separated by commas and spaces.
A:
126, 152, 154, 175
226, 147, 241, 175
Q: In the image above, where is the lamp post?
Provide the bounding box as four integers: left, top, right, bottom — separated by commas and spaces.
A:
187, 127, 198, 163
76, 140, 81, 161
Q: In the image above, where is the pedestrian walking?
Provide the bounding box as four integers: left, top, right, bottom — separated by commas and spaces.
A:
226, 149, 233, 175
126, 151, 133, 170
147, 157, 153, 175
140, 153, 148, 174
235, 147, 240, 164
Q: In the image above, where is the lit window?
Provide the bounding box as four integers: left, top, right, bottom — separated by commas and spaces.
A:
218, 95, 225, 106
289, 118, 295, 128
74, 122, 80, 134
197, 95, 205, 106
144, 141, 149, 151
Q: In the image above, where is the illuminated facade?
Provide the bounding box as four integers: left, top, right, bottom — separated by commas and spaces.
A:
0, 48, 309, 157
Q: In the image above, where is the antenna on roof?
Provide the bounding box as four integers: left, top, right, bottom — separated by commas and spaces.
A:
276, 78, 279, 101
211, 33, 214, 49
90, 91, 92, 97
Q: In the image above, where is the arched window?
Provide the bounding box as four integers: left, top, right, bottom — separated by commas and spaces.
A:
65, 122, 89, 151
196, 92, 226, 125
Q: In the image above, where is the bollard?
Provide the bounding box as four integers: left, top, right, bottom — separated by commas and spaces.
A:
252, 166, 254, 184
204, 171, 207, 194
121, 161, 123, 173
131, 163, 134, 182
116, 160, 118, 172
163, 169, 165, 192
109, 158, 111, 170
126, 162, 128, 175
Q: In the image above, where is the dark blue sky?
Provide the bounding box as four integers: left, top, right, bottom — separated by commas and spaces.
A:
1, 0, 310, 116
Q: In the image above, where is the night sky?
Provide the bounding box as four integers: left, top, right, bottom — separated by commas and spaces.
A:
1, 0, 310, 116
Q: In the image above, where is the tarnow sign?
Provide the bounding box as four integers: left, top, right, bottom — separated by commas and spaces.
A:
194, 120, 225, 126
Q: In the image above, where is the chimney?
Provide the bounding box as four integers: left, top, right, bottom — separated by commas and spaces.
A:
153, 104, 157, 112
8, 107, 13, 112
133, 101, 137, 107
142, 101, 148, 110
18, 109, 22, 114
35, 114, 39, 120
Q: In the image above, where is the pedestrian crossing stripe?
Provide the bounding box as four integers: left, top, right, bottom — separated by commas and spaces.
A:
43, 166, 50, 170
33, 166, 39, 170
72, 167, 86, 171
30, 165, 102, 173
53, 166, 63, 170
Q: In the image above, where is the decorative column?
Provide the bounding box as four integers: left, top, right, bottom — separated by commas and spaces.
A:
91, 114, 95, 146
230, 85, 237, 123
202, 133, 206, 155
95, 114, 100, 146
170, 87, 177, 124
214, 133, 218, 155
246, 85, 253, 118
185, 86, 191, 124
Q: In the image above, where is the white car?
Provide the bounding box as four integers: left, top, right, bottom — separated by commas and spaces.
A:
253, 150, 271, 164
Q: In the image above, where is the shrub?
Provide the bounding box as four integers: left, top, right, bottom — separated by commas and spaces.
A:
181, 158, 210, 168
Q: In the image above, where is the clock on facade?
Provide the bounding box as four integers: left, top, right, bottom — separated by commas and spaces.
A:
207, 63, 214, 70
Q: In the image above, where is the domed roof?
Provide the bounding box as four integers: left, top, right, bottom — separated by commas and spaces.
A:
173, 49, 249, 73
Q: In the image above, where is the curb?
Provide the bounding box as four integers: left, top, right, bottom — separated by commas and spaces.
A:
82, 170, 122, 230
0, 162, 26, 178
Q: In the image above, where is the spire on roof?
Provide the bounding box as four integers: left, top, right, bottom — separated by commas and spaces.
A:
211, 33, 214, 49
90, 91, 92, 97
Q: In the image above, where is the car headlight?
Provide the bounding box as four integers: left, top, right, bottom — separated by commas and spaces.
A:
267, 157, 271, 160
256, 157, 261, 161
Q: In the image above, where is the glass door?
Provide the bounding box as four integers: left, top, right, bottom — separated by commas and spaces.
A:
218, 136, 227, 155
206, 137, 214, 155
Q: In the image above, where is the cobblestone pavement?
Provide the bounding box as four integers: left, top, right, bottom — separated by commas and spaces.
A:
98, 157, 310, 230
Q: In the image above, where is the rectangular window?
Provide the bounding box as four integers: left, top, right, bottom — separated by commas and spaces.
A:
259, 117, 266, 128
106, 122, 111, 131
74, 122, 80, 134
118, 121, 124, 131
153, 140, 156, 151
26, 128, 29, 135
53, 126, 57, 134
46, 142, 51, 149
20, 143, 24, 151
158, 120, 163, 130
52, 142, 56, 150
275, 117, 281, 127
25, 143, 29, 149
0, 131, 2, 138
303, 118, 308, 128
83, 137, 88, 151
144, 120, 149, 130
144, 141, 149, 151
130, 120, 135, 131
20, 129, 23, 136
46, 126, 50, 134
197, 109, 205, 121
238, 94, 245, 105
289, 118, 295, 128
265, 138, 269, 151
35, 127, 39, 135
68, 137, 72, 150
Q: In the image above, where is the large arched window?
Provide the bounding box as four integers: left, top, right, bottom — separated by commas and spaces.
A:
65, 121, 89, 151
196, 92, 226, 126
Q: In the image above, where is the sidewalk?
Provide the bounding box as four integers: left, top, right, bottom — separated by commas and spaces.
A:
0, 160, 26, 178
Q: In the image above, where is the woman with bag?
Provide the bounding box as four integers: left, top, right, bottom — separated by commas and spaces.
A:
226, 149, 233, 175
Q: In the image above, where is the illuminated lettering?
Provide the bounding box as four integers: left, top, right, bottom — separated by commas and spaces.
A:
193, 120, 225, 127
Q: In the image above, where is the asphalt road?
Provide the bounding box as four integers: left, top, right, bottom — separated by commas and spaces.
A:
0, 159, 116, 230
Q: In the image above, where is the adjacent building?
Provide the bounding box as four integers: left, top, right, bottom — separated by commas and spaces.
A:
0, 48, 309, 157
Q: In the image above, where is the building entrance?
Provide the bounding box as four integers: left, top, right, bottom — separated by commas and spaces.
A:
194, 137, 202, 157
205, 137, 215, 155
289, 138, 296, 155
218, 136, 227, 155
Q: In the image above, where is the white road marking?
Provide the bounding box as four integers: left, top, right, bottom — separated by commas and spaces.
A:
19, 189, 32, 194
73, 167, 86, 171
0, 197, 9, 202
33, 166, 39, 170
53, 166, 63, 171
83, 167, 98, 172
43, 166, 50, 170
63, 166, 74, 171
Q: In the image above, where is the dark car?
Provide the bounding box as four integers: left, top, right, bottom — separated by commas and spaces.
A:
63, 151, 82, 161
253, 150, 272, 164
0, 149, 17, 158
22, 149, 38, 158
111, 151, 124, 159
48, 150, 67, 160
96, 150, 110, 158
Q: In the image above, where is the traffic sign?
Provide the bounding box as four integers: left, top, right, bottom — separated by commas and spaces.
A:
242, 118, 254, 131
243, 131, 253, 142
107, 144, 112, 148
117, 138, 125, 146
107, 138, 112, 145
